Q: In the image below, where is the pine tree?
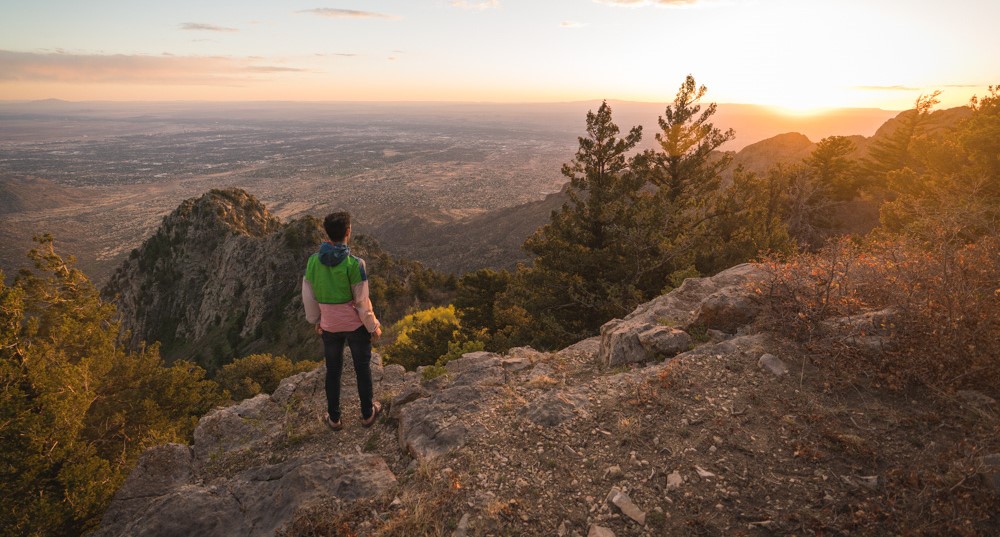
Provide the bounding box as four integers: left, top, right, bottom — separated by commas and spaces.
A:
879, 87, 1000, 241
863, 91, 941, 182
648, 75, 735, 204
641, 75, 736, 278
805, 135, 861, 201
515, 101, 658, 345
0, 236, 225, 536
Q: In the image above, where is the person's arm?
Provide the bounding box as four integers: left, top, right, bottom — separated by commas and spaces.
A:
351, 260, 381, 335
302, 277, 321, 325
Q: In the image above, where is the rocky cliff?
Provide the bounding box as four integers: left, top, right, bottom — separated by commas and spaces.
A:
101, 188, 323, 370
101, 188, 455, 372
96, 264, 1000, 536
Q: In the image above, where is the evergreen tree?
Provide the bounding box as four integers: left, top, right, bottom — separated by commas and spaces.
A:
642, 75, 736, 277
647, 75, 735, 203
0, 236, 225, 536
704, 166, 796, 271
805, 135, 862, 201
454, 268, 511, 347
515, 101, 659, 345
880, 87, 1000, 241
863, 91, 941, 183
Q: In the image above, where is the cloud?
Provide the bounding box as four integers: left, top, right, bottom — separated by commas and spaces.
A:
560, 21, 588, 28
299, 8, 398, 19
451, 0, 500, 9
0, 50, 307, 85
179, 22, 239, 32
594, 0, 700, 6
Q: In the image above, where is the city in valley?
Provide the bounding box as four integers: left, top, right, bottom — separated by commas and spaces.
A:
0, 100, 896, 283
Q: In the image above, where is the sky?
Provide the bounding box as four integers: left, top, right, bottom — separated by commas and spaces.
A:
0, 0, 997, 112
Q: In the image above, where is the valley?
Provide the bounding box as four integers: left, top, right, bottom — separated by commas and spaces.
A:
0, 101, 899, 283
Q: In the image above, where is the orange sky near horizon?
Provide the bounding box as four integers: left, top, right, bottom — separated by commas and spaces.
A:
1, 0, 996, 113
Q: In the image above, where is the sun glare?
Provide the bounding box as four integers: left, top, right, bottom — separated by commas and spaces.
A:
768, 103, 836, 117
747, 84, 860, 117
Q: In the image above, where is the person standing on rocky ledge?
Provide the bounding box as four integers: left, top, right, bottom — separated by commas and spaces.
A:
302, 211, 383, 431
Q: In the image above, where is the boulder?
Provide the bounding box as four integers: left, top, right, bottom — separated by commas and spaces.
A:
599, 264, 766, 368
446, 352, 506, 387
558, 336, 602, 360
389, 383, 430, 419
693, 285, 763, 333
821, 307, 898, 352
398, 384, 500, 461
96, 484, 248, 537
271, 366, 324, 406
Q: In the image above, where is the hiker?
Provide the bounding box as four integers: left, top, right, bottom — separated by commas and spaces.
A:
302, 211, 383, 431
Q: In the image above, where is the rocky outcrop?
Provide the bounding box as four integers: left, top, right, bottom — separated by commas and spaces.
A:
97, 352, 395, 537
101, 188, 323, 367
599, 263, 766, 367
396, 352, 508, 461
98, 253, 1000, 536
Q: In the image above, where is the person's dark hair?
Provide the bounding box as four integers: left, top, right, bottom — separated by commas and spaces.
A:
323, 211, 351, 242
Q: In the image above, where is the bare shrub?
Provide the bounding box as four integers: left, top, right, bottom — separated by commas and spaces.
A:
760, 235, 1000, 395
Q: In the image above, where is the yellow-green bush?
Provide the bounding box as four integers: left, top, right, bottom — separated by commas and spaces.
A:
215, 354, 318, 401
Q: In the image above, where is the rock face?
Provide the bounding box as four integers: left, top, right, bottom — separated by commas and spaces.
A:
96, 244, 999, 536
396, 352, 508, 461
98, 452, 396, 537
96, 358, 397, 537
599, 263, 766, 367
101, 188, 323, 368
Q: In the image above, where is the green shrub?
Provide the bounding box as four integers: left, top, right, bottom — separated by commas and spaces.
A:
215, 354, 318, 401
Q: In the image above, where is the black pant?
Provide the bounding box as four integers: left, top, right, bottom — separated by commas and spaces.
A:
322, 326, 374, 422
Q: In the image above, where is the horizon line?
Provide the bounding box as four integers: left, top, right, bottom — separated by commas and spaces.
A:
0, 97, 907, 112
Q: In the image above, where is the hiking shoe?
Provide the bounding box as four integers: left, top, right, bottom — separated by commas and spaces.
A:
361, 401, 382, 428
322, 414, 343, 431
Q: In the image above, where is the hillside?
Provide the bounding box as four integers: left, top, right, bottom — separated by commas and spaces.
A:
370, 106, 971, 274
101, 188, 453, 373
95, 264, 1000, 536
374, 187, 568, 273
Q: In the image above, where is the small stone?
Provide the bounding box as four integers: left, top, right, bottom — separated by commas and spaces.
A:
758, 354, 788, 376
666, 471, 683, 490
695, 466, 716, 478
557, 520, 569, 536
389, 496, 403, 509
451, 513, 470, 537
605, 465, 623, 479
588, 524, 616, 537
606, 486, 646, 525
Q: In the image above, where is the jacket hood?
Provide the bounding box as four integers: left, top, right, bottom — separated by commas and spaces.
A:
318, 242, 350, 267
